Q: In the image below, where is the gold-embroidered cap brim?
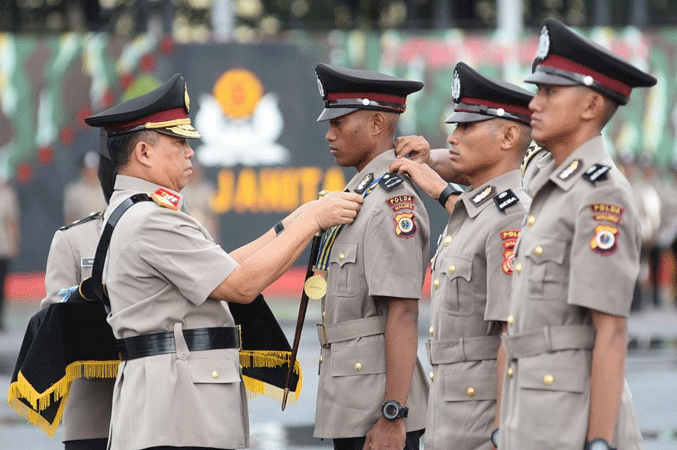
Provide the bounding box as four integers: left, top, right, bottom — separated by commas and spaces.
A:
153, 122, 202, 139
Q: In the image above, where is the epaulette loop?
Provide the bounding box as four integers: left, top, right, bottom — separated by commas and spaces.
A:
59, 212, 102, 231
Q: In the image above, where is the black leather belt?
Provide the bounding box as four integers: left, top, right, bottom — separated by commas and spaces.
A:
117, 326, 241, 360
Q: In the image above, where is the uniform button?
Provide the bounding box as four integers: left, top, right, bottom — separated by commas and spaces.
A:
429, 326, 434, 336
444, 235, 452, 246
507, 315, 514, 326
354, 362, 362, 371
448, 264, 456, 274
179, 351, 187, 358
526, 215, 536, 226
429, 371, 434, 380
466, 387, 476, 397
433, 278, 440, 289
534, 246, 543, 256
339, 252, 345, 261
211, 371, 219, 379
543, 374, 554, 386
507, 366, 514, 377
515, 263, 522, 274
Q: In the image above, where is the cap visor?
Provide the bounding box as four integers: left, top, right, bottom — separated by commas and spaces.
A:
154, 124, 202, 139
524, 70, 579, 86
317, 107, 358, 122
444, 111, 494, 124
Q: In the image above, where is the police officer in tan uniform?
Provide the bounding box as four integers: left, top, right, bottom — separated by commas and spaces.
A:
0, 174, 20, 332
39, 152, 116, 450
63, 151, 107, 225
84, 73, 363, 450
391, 63, 533, 450
313, 63, 430, 450
499, 18, 656, 450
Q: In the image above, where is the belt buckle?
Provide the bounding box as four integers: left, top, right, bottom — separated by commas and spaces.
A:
236, 324, 242, 351
317, 323, 330, 348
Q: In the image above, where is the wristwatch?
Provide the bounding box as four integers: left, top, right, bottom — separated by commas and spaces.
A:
490, 428, 499, 447
585, 438, 616, 450
437, 183, 464, 208
381, 400, 408, 420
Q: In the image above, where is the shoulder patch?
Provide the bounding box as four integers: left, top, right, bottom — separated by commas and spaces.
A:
394, 212, 417, 238
582, 164, 610, 185
386, 194, 415, 212
590, 203, 624, 224
471, 185, 496, 207
590, 224, 618, 255
378, 173, 404, 192
354, 173, 374, 194
150, 188, 180, 210
557, 159, 583, 181
494, 189, 520, 212
500, 229, 520, 275
59, 211, 102, 231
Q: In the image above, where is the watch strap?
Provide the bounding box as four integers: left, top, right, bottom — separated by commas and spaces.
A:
438, 183, 463, 208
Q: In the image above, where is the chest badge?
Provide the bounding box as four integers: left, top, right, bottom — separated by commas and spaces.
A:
394, 212, 417, 238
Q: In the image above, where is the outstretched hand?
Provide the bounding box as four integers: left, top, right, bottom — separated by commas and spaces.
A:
308, 191, 363, 231
389, 158, 449, 201
394, 135, 431, 164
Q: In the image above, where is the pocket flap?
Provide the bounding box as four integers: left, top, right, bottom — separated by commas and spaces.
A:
331, 345, 385, 377
440, 255, 472, 281
330, 242, 358, 268
524, 238, 567, 265
443, 371, 497, 402
518, 356, 587, 393
188, 358, 240, 384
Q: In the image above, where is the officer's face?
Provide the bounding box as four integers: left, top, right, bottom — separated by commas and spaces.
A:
325, 111, 375, 171
529, 84, 587, 147
446, 120, 501, 187
151, 133, 195, 192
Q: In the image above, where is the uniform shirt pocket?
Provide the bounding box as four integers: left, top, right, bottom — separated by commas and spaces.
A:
443, 370, 497, 402
331, 345, 386, 377
328, 242, 360, 298
437, 255, 474, 316
517, 353, 588, 393
524, 238, 568, 301
188, 358, 241, 384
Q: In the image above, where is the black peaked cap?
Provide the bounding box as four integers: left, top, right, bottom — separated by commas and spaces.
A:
315, 63, 423, 121
85, 73, 201, 138
446, 62, 533, 125
526, 18, 657, 104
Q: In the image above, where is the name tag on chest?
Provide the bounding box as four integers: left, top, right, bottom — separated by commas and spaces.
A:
81, 257, 95, 268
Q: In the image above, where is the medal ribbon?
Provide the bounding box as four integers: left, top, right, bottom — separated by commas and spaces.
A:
314, 175, 383, 272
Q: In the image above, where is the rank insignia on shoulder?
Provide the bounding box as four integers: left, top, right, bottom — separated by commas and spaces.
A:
590, 224, 618, 255
582, 164, 610, 184
354, 173, 374, 194
150, 188, 180, 210
59, 211, 102, 230
471, 185, 496, 207
557, 159, 583, 180
379, 173, 404, 192
494, 189, 519, 212
394, 212, 417, 238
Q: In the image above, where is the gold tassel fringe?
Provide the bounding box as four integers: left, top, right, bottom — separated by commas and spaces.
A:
239, 350, 303, 403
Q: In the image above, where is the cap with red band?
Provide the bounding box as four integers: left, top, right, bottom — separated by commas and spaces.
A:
525, 18, 656, 105
315, 63, 423, 122
445, 62, 534, 126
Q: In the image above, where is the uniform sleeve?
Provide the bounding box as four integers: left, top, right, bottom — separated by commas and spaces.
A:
41, 230, 80, 308
363, 188, 430, 299
567, 184, 641, 317
484, 212, 524, 322
137, 209, 238, 306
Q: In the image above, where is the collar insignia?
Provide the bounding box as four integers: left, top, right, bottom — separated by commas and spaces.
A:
150, 188, 180, 210
354, 173, 374, 194
582, 164, 610, 185
471, 185, 496, 207
557, 159, 582, 181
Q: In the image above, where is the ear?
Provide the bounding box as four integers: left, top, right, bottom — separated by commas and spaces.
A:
131, 140, 153, 168
580, 91, 605, 122
370, 111, 387, 135
499, 122, 520, 150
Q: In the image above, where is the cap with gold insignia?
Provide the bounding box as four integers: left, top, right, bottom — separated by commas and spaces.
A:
446, 62, 533, 126
84, 73, 201, 138
525, 18, 657, 105
315, 63, 423, 122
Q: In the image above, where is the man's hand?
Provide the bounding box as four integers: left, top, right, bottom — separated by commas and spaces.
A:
307, 191, 363, 231
389, 158, 449, 201
362, 416, 406, 450
394, 135, 431, 164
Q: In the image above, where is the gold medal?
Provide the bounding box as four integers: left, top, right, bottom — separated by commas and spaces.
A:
304, 275, 327, 300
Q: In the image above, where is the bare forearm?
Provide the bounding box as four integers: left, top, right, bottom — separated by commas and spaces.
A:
383, 298, 419, 405
587, 315, 627, 441
429, 148, 456, 182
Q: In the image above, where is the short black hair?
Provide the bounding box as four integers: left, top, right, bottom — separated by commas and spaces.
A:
107, 130, 157, 171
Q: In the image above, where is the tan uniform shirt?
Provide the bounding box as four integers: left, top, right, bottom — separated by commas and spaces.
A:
103, 175, 247, 450
314, 150, 430, 439
40, 214, 114, 442
426, 170, 529, 450
182, 180, 219, 242
63, 179, 107, 224
0, 183, 20, 258
499, 136, 643, 450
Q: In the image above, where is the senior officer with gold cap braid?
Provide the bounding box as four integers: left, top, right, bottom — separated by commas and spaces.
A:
85, 73, 363, 450
499, 18, 656, 450
313, 63, 430, 450
390, 63, 533, 450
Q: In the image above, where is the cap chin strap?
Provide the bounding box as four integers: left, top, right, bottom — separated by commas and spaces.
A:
325, 97, 405, 113
533, 65, 627, 105
454, 102, 531, 126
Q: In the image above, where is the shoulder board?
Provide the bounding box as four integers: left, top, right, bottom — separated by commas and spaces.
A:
521, 144, 546, 177
582, 164, 610, 185
59, 211, 102, 231
494, 189, 520, 212
378, 173, 404, 192
150, 188, 180, 210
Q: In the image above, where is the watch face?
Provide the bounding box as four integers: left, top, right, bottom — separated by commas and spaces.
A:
589, 441, 611, 450
383, 402, 399, 419
491, 429, 499, 447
